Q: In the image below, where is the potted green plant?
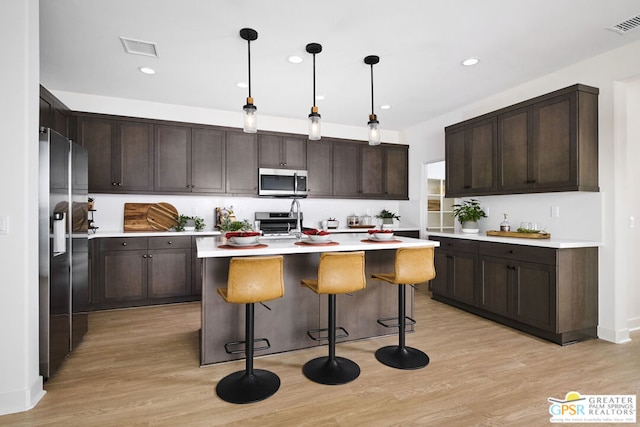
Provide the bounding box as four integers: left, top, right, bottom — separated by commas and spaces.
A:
376, 209, 401, 227
452, 199, 487, 233
175, 215, 205, 232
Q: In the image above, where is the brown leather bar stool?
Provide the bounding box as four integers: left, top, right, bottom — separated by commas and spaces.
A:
215, 255, 284, 404
371, 246, 435, 370
300, 251, 366, 385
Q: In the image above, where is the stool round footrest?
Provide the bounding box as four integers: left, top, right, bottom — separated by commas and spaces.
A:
216, 369, 280, 404
375, 345, 429, 370
302, 356, 360, 385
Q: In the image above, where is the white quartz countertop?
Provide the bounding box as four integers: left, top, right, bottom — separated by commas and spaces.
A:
196, 233, 438, 258
426, 231, 600, 249
88, 230, 222, 239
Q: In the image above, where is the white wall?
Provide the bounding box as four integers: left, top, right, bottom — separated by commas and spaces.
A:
0, 0, 46, 416
402, 39, 640, 343
88, 194, 402, 232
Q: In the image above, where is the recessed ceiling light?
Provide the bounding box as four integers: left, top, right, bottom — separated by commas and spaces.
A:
236, 82, 248, 88
316, 95, 325, 101
139, 67, 156, 75
380, 105, 391, 110
288, 56, 303, 64
461, 57, 480, 67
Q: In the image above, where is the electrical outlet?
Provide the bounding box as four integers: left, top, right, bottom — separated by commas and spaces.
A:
0, 216, 8, 235
550, 206, 560, 218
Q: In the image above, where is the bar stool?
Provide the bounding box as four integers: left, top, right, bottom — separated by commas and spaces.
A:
300, 251, 366, 385
215, 255, 284, 404
371, 246, 435, 370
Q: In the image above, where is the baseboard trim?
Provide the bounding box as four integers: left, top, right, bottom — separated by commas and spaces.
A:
0, 376, 46, 416
597, 325, 631, 344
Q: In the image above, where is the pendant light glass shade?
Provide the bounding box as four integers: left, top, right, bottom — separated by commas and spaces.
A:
240, 28, 258, 133
243, 98, 257, 133
306, 43, 322, 140
368, 115, 381, 145
364, 55, 381, 146
309, 107, 321, 141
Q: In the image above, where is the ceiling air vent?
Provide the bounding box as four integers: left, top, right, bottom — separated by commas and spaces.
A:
120, 37, 159, 57
607, 14, 640, 35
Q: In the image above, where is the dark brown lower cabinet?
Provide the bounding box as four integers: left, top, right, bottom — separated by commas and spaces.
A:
92, 236, 198, 310
429, 236, 597, 345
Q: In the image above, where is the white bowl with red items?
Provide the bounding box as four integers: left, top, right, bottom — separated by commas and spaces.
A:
226, 231, 261, 245
368, 229, 395, 240
303, 229, 332, 242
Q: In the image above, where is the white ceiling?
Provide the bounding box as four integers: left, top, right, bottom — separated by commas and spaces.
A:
39, 0, 640, 131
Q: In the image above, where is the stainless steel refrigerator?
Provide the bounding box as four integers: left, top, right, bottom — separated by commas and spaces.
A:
39, 127, 89, 379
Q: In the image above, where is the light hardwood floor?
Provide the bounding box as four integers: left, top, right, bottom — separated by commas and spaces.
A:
3, 289, 638, 426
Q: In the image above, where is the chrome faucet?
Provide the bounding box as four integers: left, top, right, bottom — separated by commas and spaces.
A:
289, 198, 302, 238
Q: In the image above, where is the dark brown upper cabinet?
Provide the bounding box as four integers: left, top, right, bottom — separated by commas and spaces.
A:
499, 87, 599, 193
76, 114, 153, 193
445, 116, 498, 197
154, 125, 225, 193
40, 85, 70, 137
258, 134, 307, 169
333, 141, 408, 199
225, 131, 258, 195
306, 139, 333, 197
446, 84, 598, 197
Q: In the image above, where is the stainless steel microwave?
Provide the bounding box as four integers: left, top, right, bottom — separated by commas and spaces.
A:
258, 168, 308, 197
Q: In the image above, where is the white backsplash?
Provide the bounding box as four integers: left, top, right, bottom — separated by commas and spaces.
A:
90, 193, 406, 232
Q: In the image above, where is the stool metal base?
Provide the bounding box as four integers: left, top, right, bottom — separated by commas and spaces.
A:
375, 345, 430, 370
216, 369, 280, 404
302, 356, 360, 385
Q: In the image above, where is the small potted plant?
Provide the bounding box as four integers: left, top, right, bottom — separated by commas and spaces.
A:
218, 218, 254, 244
376, 209, 401, 226
452, 199, 487, 233
175, 215, 205, 232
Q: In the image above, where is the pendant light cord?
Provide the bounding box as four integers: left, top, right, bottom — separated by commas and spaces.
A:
247, 40, 252, 98
312, 53, 316, 108
370, 64, 375, 116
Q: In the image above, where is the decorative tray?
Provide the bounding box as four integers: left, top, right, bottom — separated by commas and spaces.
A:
486, 230, 551, 239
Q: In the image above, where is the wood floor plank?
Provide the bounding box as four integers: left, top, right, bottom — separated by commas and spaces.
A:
2, 289, 638, 426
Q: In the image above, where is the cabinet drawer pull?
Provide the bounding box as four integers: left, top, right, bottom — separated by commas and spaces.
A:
464, 185, 471, 189
526, 180, 536, 184
509, 250, 515, 254
168, 241, 172, 245
122, 242, 127, 246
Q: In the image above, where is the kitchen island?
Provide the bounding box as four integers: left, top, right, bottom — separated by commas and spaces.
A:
196, 233, 438, 365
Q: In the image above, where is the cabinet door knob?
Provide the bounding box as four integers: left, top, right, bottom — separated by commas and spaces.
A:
143, 254, 147, 258
112, 182, 117, 186
122, 242, 127, 246
509, 250, 515, 254
117, 182, 122, 186
149, 254, 153, 258
168, 241, 172, 245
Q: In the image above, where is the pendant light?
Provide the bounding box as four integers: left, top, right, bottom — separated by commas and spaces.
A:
306, 43, 322, 140
240, 28, 258, 133
364, 55, 381, 145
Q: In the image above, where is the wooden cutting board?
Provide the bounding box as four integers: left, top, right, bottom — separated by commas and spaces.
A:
123, 202, 178, 232
146, 202, 178, 231
486, 230, 551, 239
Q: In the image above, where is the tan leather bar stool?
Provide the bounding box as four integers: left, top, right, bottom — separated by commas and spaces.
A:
215, 256, 284, 404
300, 251, 366, 385
371, 246, 435, 370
